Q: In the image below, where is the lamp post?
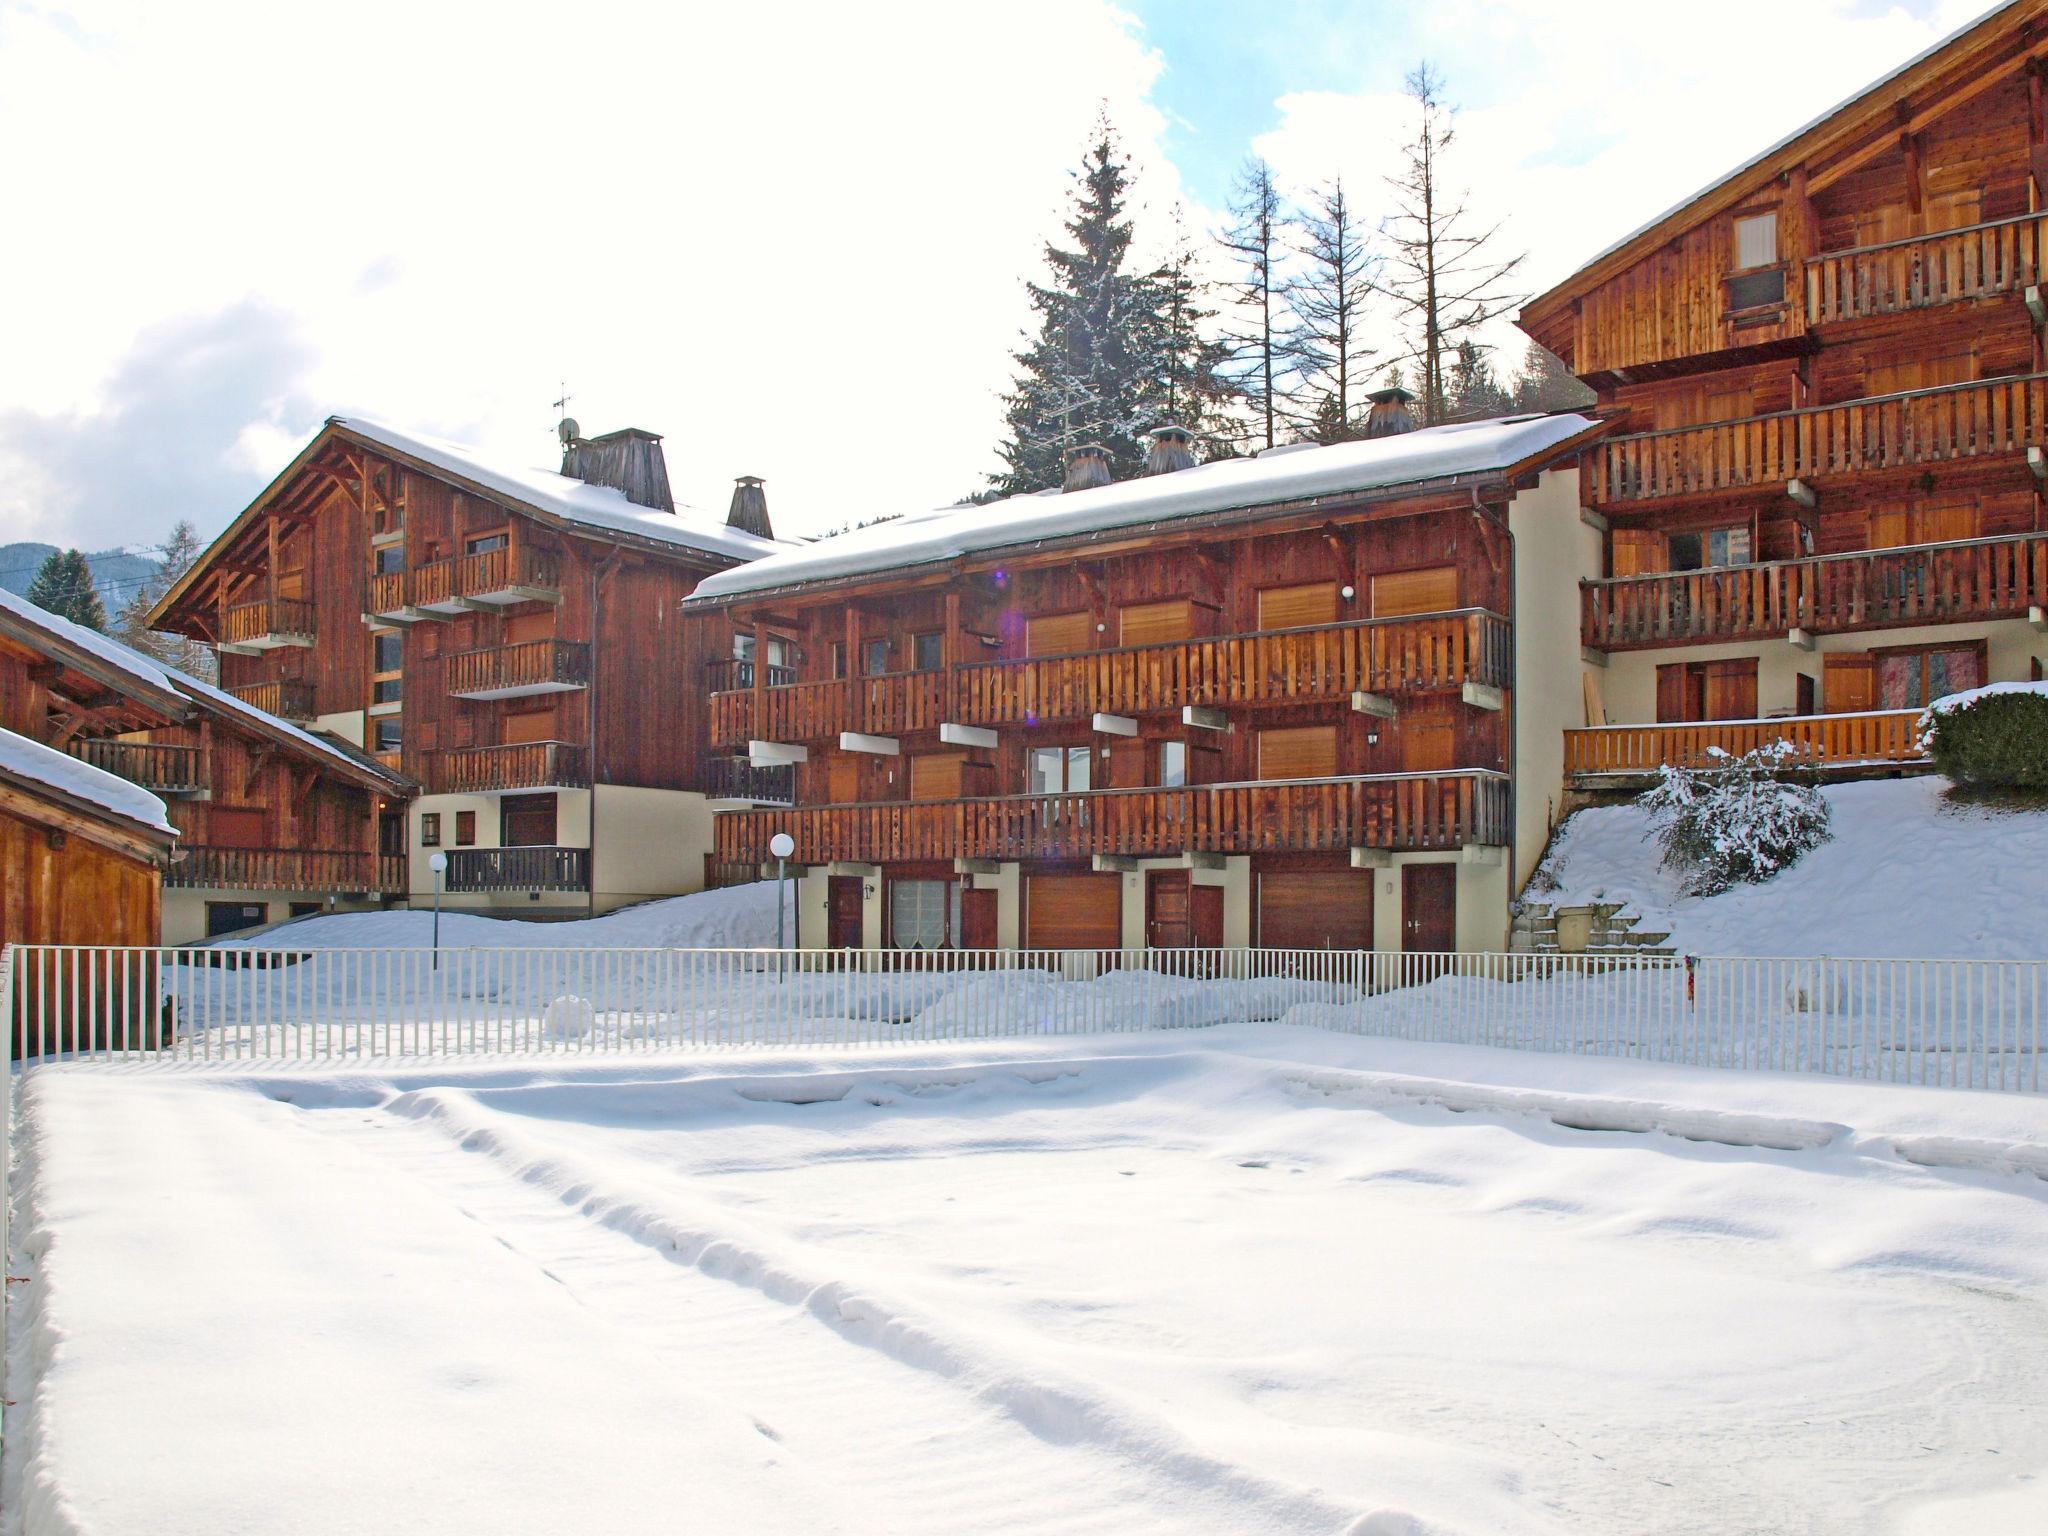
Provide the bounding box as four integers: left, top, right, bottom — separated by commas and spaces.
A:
769, 832, 795, 980
428, 851, 447, 970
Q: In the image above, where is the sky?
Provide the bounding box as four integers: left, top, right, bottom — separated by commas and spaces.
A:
0, 0, 1990, 555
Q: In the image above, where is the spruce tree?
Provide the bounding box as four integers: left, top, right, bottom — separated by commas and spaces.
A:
1216, 157, 1296, 451
1287, 177, 1377, 441
1511, 342, 1597, 413
1155, 208, 1238, 456
1372, 64, 1526, 424
992, 116, 1176, 494
1443, 340, 1512, 422
116, 519, 216, 679
27, 548, 107, 632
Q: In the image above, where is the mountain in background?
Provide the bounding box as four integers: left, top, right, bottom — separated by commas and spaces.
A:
0, 542, 165, 614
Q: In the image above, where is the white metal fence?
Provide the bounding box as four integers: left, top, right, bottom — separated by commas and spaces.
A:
2, 942, 2042, 1092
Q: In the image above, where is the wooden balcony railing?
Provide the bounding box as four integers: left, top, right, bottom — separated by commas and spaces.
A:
1565, 710, 1927, 782
698, 755, 796, 804
459, 546, 560, 603
443, 845, 590, 892
1806, 213, 2048, 325
714, 770, 1508, 866
1587, 373, 2048, 505
443, 639, 591, 698
167, 847, 398, 893
65, 739, 206, 794
223, 596, 317, 646
1582, 530, 2048, 650
704, 657, 797, 694
433, 740, 590, 794
227, 679, 317, 720
364, 570, 410, 616
709, 610, 1511, 746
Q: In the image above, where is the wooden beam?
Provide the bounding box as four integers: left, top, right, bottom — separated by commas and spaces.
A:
242, 742, 275, 801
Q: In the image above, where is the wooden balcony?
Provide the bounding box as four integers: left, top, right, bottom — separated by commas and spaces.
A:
708, 610, 1512, 747
432, 740, 589, 794
66, 739, 206, 796
396, 548, 562, 618
699, 755, 796, 805
1565, 710, 1927, 786
220, 597, 317, 652
227, 679, 317, 721
1586, 373, 2048, 507
444, 639, 591, 700
363, 570, 421, 624
1582, 530, 2048, 651
167, 847, 403, 893
713, 770, 1508, 866
442, 845, 590, 892
1805, 213, 2048, 326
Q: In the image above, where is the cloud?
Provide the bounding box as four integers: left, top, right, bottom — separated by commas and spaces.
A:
0, 300, 318, 550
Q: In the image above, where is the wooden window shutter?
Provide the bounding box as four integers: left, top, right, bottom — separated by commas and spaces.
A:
1610, 529, 1665, 577
1256, 724, 1338, 780
1655, 663, 1690, 723
1823, 652, 1876, 714
1399, 712, 1457, 773
1866, 505, 1911, 549
1369, 566, 1458, 618
1025, 611, 1093, 657
907, 752, 964, 802
1702, 659, 1758, 721
1117, 599, 1193, 647
1911, 498, 1981, 546
1256, 583, 1340, 631
503, 707, 556, 744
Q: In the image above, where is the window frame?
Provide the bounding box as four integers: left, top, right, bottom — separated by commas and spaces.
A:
420, 812, 441, 848
454, 810, 477, 847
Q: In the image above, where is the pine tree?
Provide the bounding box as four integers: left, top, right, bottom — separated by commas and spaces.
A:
992, 116, 1177, 494
1510, 341, 1596, 413
1443, 340, 1512, 422
27, 548, 107, 632
1155, 208, 1238, 456
1372, 64, 1526, 425
1286, 176, 1377, 442
1215, 157, 1296, 451
116, 519, 215, 680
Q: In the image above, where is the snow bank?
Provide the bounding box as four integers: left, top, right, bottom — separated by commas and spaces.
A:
1533, 775, 2048, 959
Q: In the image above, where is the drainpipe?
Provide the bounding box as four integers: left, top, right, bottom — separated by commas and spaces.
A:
587, 550, 620, 920
1471, 485, 1518, 942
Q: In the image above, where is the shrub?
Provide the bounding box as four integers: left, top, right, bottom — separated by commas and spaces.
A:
1640, 741, 1832, 897
1921, 683, 2048, 790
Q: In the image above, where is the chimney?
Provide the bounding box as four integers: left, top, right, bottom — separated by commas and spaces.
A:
1362, 387, 1419, 439
727, 475, 773, 540
1143, 424, 1197, 476
559, 426, 675, 512
1061, 443, 1112, 493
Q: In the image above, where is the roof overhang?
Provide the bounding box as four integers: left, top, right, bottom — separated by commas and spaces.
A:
0, 606, 191, 724
0, 768, 176, 862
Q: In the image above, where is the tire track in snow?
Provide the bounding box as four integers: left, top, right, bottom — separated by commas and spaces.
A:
303, 1088, 1389, 1536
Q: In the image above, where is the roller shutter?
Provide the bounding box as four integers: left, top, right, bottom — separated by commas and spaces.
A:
1370, 565, 1459, 617
1257, 724, 1339, 780
1024, 872, 1121, 950
1026, 611, 1093, 657
1119, 599, 1194, 647
1258, 871, 1372, 950
1257, 582, 1340, 630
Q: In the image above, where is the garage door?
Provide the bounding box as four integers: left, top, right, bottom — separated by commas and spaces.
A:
1258, 871, 1372, 950
1025, 872, 1122, 950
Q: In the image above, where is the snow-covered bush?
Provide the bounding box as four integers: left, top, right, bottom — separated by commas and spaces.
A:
1639, 741, 1831, 897
1921, 682, 2048, 789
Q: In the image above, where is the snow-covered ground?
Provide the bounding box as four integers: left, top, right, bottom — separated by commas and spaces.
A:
10, 1026, 2048, 1536
1535, 775, 2048, 959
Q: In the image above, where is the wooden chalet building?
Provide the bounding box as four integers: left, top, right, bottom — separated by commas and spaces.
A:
1521, 0, 2048, 786
148, 416, 785, 921
686, 405, 1606, 955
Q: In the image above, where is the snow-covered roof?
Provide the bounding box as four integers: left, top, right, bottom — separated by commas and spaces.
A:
0, 584, 182, 701
160, 659, 413, 794
690, 413, 1601, 601
0, 725, 174, 837
330, 416, 790, 565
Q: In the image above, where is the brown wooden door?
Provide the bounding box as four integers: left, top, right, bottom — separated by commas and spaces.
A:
1401, 864, 1456, 954
1823, 652, 1876, 713
1024, 872, 1121, 950
1190, 884, 1223, 947
960, 886, 997, 950
1258, 871, 1372, 950
1146, 870, 1193, 948
1701, 659, 1758, 721
827, 876, 863, 948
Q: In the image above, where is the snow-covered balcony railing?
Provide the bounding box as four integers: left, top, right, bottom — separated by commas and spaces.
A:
1564, 709, 1928, 784
1585, 373, 2048, 507
64, 739, 206, 796
1804, 212, 2048, 325
707, 610, 1512, 748
4, 944, 2042, 1094
443, 639, 591, 700
165, 847, 401, 894
713, 770, 1509, 866
226, 678, 317, 721
220, 596, 317, 652
1581, 530, 2048, 651
442, 846, 589, 893
432, 740, 589, 795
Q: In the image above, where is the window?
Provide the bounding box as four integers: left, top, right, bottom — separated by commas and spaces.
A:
465, 532, 508, 556
420, 813, 441, 848
373, 545, 405, 576
1729, 212, 1784, 310
889, 879, 961, 950
500, 793, 557, 847
1878, 644, 1982, 710
863, 638, 891, 676
374, 717, 401, 754
912, 631, 944, 672
455, 810, 477, 846
1666, 525, 1751, 571
1027, 744, 1092, 795
1157, 740, 1187, 788
831, 642, 847, 679
205, 902, 269, 939
732, 633, 791, 687
373, 632, 403, 671
372, 677, 402, 704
